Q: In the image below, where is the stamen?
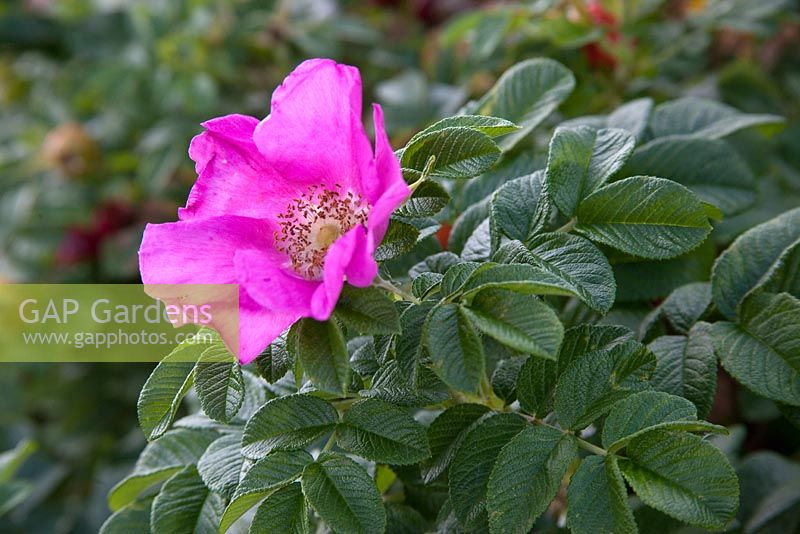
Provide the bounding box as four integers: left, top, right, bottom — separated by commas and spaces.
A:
274, 184, 370, 280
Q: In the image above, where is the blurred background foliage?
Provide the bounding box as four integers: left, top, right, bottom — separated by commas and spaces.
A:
0, 0, 799, 531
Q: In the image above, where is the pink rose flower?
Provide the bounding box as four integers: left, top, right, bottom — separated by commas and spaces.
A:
139, 59, 410, 363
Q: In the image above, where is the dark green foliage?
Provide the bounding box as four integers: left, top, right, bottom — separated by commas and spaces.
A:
8, 3, 797, 531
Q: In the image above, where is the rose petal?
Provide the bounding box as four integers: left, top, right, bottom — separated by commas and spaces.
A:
253, 59, 372, 193
309, 225, 360, 320
344, 226, 378, 287
181, 114, 300, 222
140, 216, 297, 361
233, 248, 317, 314
367, 104, 410, 242
237, 291, 299, 364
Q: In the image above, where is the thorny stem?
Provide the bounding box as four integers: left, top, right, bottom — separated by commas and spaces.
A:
375, 277, 420, 303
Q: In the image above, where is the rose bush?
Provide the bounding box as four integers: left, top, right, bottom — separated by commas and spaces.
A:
106, 55, 800, 533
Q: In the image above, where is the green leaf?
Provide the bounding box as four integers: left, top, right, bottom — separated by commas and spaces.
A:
652, 282, 713, 335
554, 340, 656, 430
622, 137, 756, 215
349, 336, 381, 377
461, 218, 492, 261
711, 207, 800, 320
603, 391, 694, 445
486, 425, 577, 534
602, 390, 726, 452
759, 240, 800, 297
412, 271, 443, 299
410, 251, 461, 278
386, 503, 430, 533
196, 433, 243, 499
422, 404, 491, 483
0, 439, 36, 483
250, 482, 309, 534
150, 465, 224, 534
337, 398, 431, 464
469, 11, 514, 59
137, 341, 200, 440
301, 452, 386, 534
517, 325, 634, 417
397, 180, 451, 218
607, 97, 654, 142
491, 357, 525, 402
401, 126, 501, 179
736, 452, 800, 530
649, 97, 784, 140
449, 197, 491, 254
395, 301, 436, 386
648, 323, 718, 419
526, 232, 617, 312
242, 394, 338, 459
440, 262, 482, 296
334, 285, 401, 335
567, 456, 637, 534
618, 430, 739, 530
538, 16, 603, 48
464, 288, 563, 359
449, 413, 527, 530
108, 429, 218, 511
461, 263, 584, 301
710, 292, 800, 406
491, 172, 549, 243
412, 115, 520, 139
473, 58, 576, 150
575, 176, 712, 260
255, 337, 292, 383
360, 360, 448, 407
744, 478, 800, 534
403, 215, 442, 241
295, 318, 350, 396
614, 238, 716, 303
194, 343, 244, 424
0, 481, 31, 518
238, 370, 270, 422
99, 496, 154, 534
516, 356, 558, 417
546, 126, 635, 217
219, 450, 312, 533
558, 324, 636, 374
375, 219, 420, 261
424, 303, 485, 393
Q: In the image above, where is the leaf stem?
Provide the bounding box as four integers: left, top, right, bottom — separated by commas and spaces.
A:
331, 397, 360, 410
555, 218, 576, 233
374, 277, 420, 303
479, 374, 506, 411
407, 155, 436, 193
519, 413, 608, 456
576, 436, 608, 456
321, 429, 337, 453
408, 178, 425, 193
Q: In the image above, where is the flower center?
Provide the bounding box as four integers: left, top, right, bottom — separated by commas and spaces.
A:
274, 184, 370, 280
